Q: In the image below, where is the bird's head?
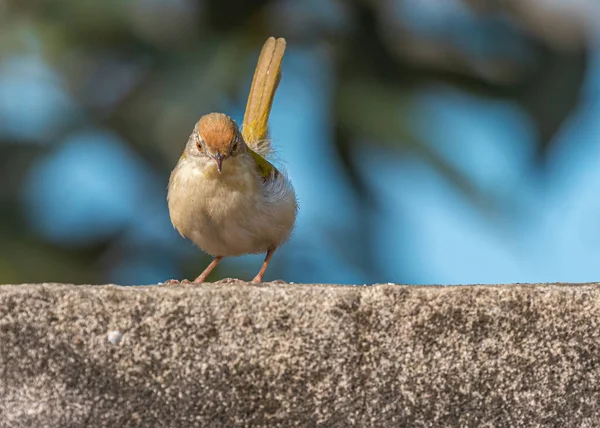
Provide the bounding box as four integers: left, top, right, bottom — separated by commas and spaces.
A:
185, 113, 245, 173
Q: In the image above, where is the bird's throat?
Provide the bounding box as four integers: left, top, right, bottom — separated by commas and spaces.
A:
201, 158, 254, 193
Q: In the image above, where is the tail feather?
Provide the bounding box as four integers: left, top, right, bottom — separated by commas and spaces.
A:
242, 37, 286, 156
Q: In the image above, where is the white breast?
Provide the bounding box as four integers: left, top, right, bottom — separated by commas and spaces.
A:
167, 155, 297, 257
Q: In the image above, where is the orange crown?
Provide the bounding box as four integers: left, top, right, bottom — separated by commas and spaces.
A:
197, 113, 237, 153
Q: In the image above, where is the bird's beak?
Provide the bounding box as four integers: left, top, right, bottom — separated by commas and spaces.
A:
212, 153, 224, 174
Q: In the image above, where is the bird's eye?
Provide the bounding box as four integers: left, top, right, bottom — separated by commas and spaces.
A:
196, 138, 203, 152
231, 140, 239, 152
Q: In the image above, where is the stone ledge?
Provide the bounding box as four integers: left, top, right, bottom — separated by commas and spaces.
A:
1, 282, 600, 427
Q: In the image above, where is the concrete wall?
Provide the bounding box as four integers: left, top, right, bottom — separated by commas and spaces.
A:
1, 282, 600, 427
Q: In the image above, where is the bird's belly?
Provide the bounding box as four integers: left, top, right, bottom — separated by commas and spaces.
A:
191, 197, 276, 256
168, 163, 296, 257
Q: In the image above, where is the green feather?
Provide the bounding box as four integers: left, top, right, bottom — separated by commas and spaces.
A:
248, 148, 279, 182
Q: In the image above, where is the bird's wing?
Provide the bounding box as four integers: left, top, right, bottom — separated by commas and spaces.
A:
248, 147, 280, 183
242, 37, 286, 157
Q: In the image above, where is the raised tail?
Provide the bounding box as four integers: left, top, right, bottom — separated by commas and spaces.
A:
242, 37, 286, 156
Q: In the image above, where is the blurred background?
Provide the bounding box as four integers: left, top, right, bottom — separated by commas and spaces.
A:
1, 0, 600, 285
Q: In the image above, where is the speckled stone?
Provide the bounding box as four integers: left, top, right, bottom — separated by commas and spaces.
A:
1, 282, 600, 427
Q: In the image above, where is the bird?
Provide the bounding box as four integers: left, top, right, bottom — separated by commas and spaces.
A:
166, 37, 297, 283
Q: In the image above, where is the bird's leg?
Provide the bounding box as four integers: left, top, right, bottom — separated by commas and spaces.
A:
194, 256, 223, 283
252, 247, 276, 283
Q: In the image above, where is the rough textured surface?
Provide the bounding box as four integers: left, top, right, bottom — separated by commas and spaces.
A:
1, 282, 600, 427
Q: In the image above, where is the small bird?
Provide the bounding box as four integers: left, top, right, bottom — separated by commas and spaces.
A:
167, 37, 297, 283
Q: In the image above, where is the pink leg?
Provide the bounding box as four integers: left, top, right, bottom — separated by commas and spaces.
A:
252, 248, 276, 283
195, 256, 223, 283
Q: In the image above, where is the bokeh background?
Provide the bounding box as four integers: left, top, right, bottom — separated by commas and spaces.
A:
1, 0, 600, 285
